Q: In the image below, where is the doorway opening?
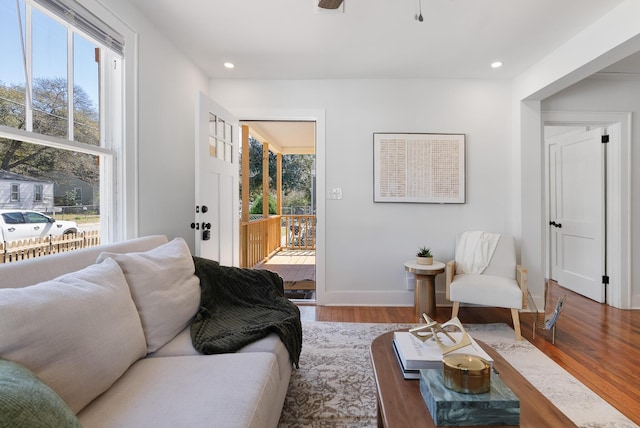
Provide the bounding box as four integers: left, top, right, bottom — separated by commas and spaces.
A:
542, 111, 631, 309
239, 120, 317, 303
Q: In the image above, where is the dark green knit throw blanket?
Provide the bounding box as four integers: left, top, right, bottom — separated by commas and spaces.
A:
190, 256, 302, 367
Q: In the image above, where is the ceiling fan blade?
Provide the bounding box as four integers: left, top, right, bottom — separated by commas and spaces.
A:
318, 0, 343, 9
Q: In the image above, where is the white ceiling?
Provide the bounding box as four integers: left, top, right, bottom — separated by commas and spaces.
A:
127, 0, 638, 150
242, 121, 316, 154
127, 0, 631, 80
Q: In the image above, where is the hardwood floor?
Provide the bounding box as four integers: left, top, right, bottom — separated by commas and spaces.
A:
297, 281, 640, 425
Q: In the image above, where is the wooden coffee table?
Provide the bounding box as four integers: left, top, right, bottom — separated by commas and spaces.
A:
370, 330, 576, 427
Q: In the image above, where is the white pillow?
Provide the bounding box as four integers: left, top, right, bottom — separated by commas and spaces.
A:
97, 238, 201, 353
0, 258, 147, 414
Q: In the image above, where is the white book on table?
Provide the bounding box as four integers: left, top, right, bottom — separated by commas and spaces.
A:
391, 339, 421, 379
392, 331, 493, 371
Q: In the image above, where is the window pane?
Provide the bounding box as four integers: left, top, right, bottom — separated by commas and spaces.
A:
224, 142, 232, 163
32, 8, 68, 139
0, 137, 101, 233
0, 0, 26, 129
34, 184, 43, 201
73, 34, 100, 146
209, 135, 217, 158
24, 211, 47, 222
2, 212, 24, 223
10, 183, 20, 201
216, 117, 224, 138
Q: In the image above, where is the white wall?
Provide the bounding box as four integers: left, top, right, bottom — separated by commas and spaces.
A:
211, 79, 514, 306
542, 77, 640, 308
96, 0, 640, 308
99, 0, 210, 248
512, 0, 640, 311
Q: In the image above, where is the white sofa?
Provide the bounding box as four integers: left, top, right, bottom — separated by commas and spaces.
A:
0, 235, 294, 428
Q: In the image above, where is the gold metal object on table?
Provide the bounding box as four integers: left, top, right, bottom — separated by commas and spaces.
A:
408, 314, 472, 354
442, 354, 491, 394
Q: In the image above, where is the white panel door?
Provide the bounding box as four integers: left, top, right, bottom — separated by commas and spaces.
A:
548, 128, 605, 302
194, 92, 239, 266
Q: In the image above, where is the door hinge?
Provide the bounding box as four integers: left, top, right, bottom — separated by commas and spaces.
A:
602, 275, 609, 284
601, 135, 610, 144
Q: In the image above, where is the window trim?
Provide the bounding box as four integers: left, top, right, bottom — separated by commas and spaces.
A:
34, 183, 43, 201
78, 0, 139, 240
10, 184, 20, 202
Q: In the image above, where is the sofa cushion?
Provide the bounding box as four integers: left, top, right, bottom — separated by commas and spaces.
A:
449, 273, 523, 309
0, 235, 169, 290
97, 237, 201, 353
0, 358, 82, 428
0, 258, 147, 414
150, 328, 292, 381
78, 353, 281, 428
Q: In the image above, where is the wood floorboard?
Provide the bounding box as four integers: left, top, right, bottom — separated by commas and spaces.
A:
297, 281, 640, 425
256, 250, 316, 293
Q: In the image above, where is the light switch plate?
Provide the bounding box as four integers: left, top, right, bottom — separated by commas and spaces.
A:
328, 188, 343, 200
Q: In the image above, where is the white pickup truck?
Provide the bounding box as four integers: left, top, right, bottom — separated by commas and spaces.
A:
0, 210, 79, 242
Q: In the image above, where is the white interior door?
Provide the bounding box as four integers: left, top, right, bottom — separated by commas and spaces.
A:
194, 92, 239, 266
548, 127, 605, 302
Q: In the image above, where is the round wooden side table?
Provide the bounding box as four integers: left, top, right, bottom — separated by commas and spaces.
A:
404, 260, 446, 319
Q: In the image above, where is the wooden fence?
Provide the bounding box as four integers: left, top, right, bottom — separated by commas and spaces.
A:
0, 231, 101, 264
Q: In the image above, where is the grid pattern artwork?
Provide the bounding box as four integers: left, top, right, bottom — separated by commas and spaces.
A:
374, 133, 465, 203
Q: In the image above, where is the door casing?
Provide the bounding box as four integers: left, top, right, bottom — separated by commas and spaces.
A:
543, 111, 631, 309
231, 108, 326, 305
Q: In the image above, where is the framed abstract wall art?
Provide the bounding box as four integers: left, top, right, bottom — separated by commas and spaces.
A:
373, 133, 465, 203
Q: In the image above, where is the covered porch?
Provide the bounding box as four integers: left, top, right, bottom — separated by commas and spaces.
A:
254, 249, 316, 300
239, 121, 316, 300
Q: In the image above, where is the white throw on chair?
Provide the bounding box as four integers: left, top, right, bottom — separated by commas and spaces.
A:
445, 231, 528, 340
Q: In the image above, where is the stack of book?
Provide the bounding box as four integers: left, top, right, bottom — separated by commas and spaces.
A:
392, 331, 493, 379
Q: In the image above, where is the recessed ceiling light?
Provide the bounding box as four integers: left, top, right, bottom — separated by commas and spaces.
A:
491, 61, 503, 69
224, 62, 235, 69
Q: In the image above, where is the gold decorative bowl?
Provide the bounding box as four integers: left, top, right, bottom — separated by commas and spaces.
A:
442, 354, 491, 394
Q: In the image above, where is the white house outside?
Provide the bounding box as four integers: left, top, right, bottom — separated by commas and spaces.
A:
0, 170, 54, 212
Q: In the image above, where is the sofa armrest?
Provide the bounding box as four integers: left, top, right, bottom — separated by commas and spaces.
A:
445, 260, 456, 300
516, 265, 528, 309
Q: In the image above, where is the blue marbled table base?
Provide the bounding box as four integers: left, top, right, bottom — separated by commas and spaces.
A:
419, 369, 520, 426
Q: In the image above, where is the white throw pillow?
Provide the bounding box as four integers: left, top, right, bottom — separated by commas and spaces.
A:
0, 258, 147, 414
97, 238, 201, 353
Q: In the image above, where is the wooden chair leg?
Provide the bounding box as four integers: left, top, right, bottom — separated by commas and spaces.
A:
511, 308, 522, 341
452, 301, 460, 318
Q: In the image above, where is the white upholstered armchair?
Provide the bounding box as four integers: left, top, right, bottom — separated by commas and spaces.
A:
445, 232, 528, 340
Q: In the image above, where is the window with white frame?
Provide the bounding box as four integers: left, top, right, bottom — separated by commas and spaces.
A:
10, 183, 20, 201
34, 183, 42, 201
0, 0, 125, 240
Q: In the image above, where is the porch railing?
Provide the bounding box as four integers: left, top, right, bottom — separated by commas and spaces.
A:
0, 231, 101, 264
240, 216, 282, 268
240, 214, 316, 268
282, 215, 315, 250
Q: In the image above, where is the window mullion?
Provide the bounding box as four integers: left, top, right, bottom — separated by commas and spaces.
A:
67, 27, 74, 141
0, 124, 112, 157
25, 2, 33, 132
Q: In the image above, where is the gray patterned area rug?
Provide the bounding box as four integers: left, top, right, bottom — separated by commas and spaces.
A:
277, 321, 636, 428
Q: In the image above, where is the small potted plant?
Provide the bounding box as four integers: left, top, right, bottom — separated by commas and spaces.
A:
416, 246, 433, 265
